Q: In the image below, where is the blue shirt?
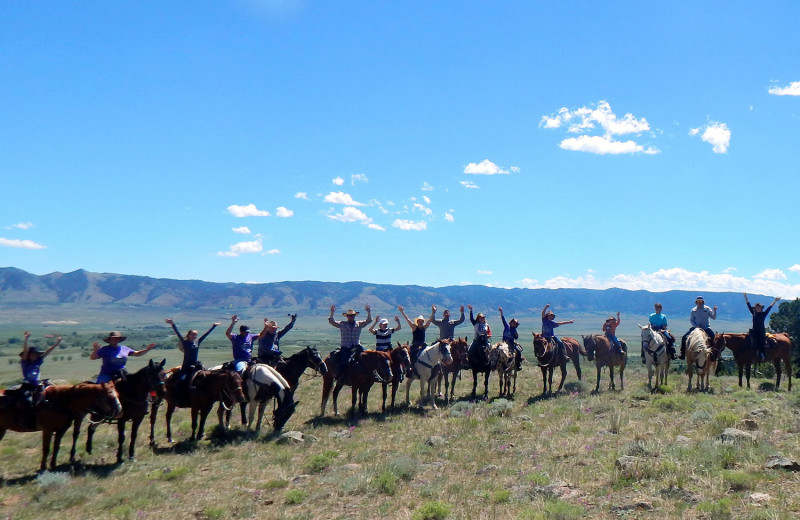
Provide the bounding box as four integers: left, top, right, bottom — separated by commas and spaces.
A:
230, 333, 258, 363
542, 318, 559, 337
649, 312, 668, 330
501, 315, 518, 345
20, 357, 43, 384
97, 345, 134, 379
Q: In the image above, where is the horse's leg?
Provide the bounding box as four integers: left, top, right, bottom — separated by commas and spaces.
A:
391, 381, 399, 411
404, 378, 411, 405
149, 398, 160, 446
737, 361, 744, 388
471, 371, 478, 399
116, 419, 127, 463
619, 365, 624, 391
381, 382, 388, 413
483, 371, 490, 399
361, 385, 371, 415
774, 359, 782, 390
255, 400, 267, 431
320, 376, 332, 416
594, 365, 601, 393
350, 386, 358, 417
189, 407, 199, 440
573, 354, 582, 381
86, 422, 97, 454
128, 415, 144, 461
647, 361, 654, 391
40, 429, 53, 471
196, 403, 214, 440
745, 363, 752, 389
239, 402, 247, 426
70, 415, 85, 464
539, 367, 547, 396
557, 364, 567, 393
332, 381, 343, 416
787, 355, 793, 392
165, 402, 177, 443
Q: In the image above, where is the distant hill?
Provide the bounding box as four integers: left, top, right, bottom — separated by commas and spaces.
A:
0, 267, 767, 323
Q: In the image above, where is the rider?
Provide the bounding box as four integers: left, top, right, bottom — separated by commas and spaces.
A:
430, 305, 466, 341
680, 296, 717, 360
468, 304, 492, 354
499, 307, 523, 370
399, 305, 433, 377
165, 318, 219, 402
602, 312, 625, 355
225, 315, 260, 373
744, 293, 781, 362
328, 305, 372, 381
541, 304, 573, 357
91, 331, 156, 383
368, 315, 402, 352
18, 331, 61, 425
256, 314, 297, 366
648, 303, 676, 361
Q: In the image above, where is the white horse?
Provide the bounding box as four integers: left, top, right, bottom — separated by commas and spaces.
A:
214, 363, 297, 431
685, 328, 716, 392
639, 324, 670, 391
405, 341, 453, 409
490, 342, 516, 397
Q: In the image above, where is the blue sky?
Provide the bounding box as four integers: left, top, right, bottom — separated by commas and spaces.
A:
2, 1, 800, 297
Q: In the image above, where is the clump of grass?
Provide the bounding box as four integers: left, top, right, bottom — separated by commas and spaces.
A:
654, 383, 673, 393
608, 407, 629, 434
374, 470, 399, 495
150, 466, 190, 481
489, 398, 513, 417
35, 471, 70, 490
519, 499, 585, 520
712, 411, 740, 434
111, 505, 134, 520
201, 506, 226, 520
525, 472, 550, 486
652, 395, 693, 412
284, 489, 307, 505
448, 401, 477, 418
621, 439, 655, 457
305, 453, 334, 473
721, 470, 758, 492
261, 479, 289, 490
387, 456, 419, 481
340, 472, 372, 495
691, 409, 713, 422
697, 497, 733, 519
412, 500, 452, 520
490, 488, 511, 504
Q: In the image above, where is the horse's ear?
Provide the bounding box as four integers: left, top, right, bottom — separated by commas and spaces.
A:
160, 358, 167, 368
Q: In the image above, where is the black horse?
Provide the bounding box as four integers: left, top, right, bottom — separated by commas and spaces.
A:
468, 336, 493, 400
86, 359, 167, 463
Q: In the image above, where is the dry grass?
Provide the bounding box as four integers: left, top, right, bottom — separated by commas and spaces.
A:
1, 363, 799, 520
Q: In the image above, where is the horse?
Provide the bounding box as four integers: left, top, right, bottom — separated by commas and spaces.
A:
434, 336, 469, 405
0, 382, 122, 472
582, 334, 627, 393
490, 342, 516, 398
684, 328, 716, 392
532, 334, 571, 396
222, 363, 297, 431
320, 349, 393, 416
561, 336, 585, 381
713, 332, 793, 391
381, 344, 411, 413
467, 335, 493, 400
150, 368, 245, 444
86, 359, 167, 463
405, 341, 453, 409
639, 325, 670, 391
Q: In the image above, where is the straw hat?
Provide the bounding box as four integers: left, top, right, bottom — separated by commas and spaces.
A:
104, 331, 127, 343
342, 309, 359, 316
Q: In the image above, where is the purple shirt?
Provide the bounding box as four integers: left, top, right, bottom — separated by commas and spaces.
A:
542, 318, 559, 337
20, 357, 43, 384
97, 344, 135, 380
230, 333, 259, 362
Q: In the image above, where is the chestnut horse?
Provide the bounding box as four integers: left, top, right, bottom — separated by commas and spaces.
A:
532, 334, 571, 395
0, 382, 122, 472
582, 334, 627, 393
685, 328, 715, 392
150, 368, 245, 444
434, 337, 469, 405
86, 359, 167, 463
381, 344, 412, 413
561, 336, 585, 381
714, 332, 793, 391
320, 349, 393, 416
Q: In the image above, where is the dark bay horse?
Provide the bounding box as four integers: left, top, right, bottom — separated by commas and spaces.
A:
468, 336, 493, 400
150, 368, 245, 444
0, 382, 122, 472
381, 344, 411, 413
225, 364, 297, 432
714, 332, 793, 391
320, 350, 393, 416
532, 334, 571, 396
435, 337, 469, 405
561, 336, 585, 381
583, 334, 627, 393
86, 359, 167, 463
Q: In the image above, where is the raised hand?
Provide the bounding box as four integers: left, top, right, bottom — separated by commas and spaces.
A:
165, 318, 174, 325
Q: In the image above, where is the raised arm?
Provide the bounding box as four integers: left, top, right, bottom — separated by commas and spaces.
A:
277, 314, 297, 339
398, 306, 415, 329
359, 305, 372, 328
499, 307, 508, 328
328, 305, 341, 328
468, 304, 476, 325
22, 331, 31, 357
393, 316, 402, 332
542, 304, 550, 319
130, 343, 157, 357
453, 306, 466, 326
41, 335, 62, 359
199, 323, 220, 344
225, 315, 238, 339
368, 316, 380, 334
166, 318, 184, 341
90, 341, 102, 360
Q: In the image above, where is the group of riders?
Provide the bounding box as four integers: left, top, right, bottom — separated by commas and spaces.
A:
3, 292, 782, 421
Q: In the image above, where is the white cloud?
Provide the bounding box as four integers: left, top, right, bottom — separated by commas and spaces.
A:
559, 135, 658, 155
754, 269, 787, 281
768, 81, 800, 96
464, 159, 509, 175
266, 249, 281, 255
275, 207, 294, 218
477, 270, 492, 275
789, 264, 800, 273
295, 192, 309, 200
42, 320, 79, 325
510, 166, 521, 173
413, 203, 433, 216
0, 237, 46, 249
368, 223, 386, 231
227, 204, 270, 217
328, 206, 371, 223
217, 238, 263, 257
351, 173, 368, 184
6, 222, 34, 230
690, 121, 731, 154
324, 191, 364, 206
519, 278, 539, 288
421, 182, 434, 192
444, 212, 454, 222
232, 226, 251, 234
460, 180, 480, 189
392, 219, 427, 231
332, 177, 345, 186
423, 196, 431, 204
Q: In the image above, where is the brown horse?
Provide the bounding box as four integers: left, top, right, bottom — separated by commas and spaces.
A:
434, 337, 469, 404
561, 336, 585, 381
381, 344, 412, 413
532, 334, 571, 395
150, 368, 245, 444
86, 359, 167, 463
714, 332, 793, 391
0, 382, 122, 472
320, 349, 393, 416
582, 334, 627, 393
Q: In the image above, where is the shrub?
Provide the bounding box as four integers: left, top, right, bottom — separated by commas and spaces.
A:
712, 411, 740, 433
697, 497, 733, 520
721, 470, 758, 492
652, 395, 693, 412
490, 488, 511, 504
387, 456, 419, 481
305, 453, 333, 473
285, 489, 307, 505
375, 470, 399, 496
489, 398, 513, 417
412, 500, 452, 520
261, 479, 289, 490
35, 471, 70, 490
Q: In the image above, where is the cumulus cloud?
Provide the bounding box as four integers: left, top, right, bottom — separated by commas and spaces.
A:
275, 207, 294, 218
324, 191, 364, 206
444, 212, 454, 222
559, 135, 658, 155
227, 204, 270, 217
266, 249, 281, 255
423, 196, 431, 204
510, 166, 521, 173
295, 192, 309, 200
789, 264, 800, 273
754, 268, 787, 281
392, 219, 427, 231
768, 81, 800, 96
232, 226, 251, 234
422, 182, 434, 191
332, 177, 345, 186
327, 207, 384, 231
6, 222, 34, 230
464, 159, 510, 175
0, 237, 46, 249
690, 122, 731, 154
217, 238, 263, 257
368, 223, 387, 231
460, 180, 479, 189
351, 173, 368, 184
413, 203, 433, 216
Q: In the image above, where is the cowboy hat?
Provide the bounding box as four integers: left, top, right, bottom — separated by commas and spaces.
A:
104, 331, 127, 342
476, 313, 486, 319
415, 315, 425, 322
20, 346, 42, 357
342, 309, 359, 316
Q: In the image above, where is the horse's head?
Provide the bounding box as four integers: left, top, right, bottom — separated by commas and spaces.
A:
532, 333, 548, 358
712, 333, 726, 352
147, 358, 168, 399
437, 340, 453, 366
373, 351, 393, 382
305, 346, 328, 375
449, 337, 470, 368
582, 335, 596, 361
223, 371, 246, 406
391, 344, 412, 370
273, 394, 298, 431
97, 382, 124, 420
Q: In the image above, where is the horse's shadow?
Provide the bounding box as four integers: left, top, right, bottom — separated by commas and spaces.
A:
1, 461, 124, 484
151, 438, 201, 455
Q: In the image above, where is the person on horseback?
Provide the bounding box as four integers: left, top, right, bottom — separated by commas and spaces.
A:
602, 312, 625, 356
468, 304, 492, 354
368, 315, 401, 352
399, 305, 433, 377
166, 318, 219, 403
541, 304, 573, 357
680, 296, 716, 360
17, 331, 62, 426
225, 315, 259, 373
328, 305, 372, 381
499, 307, 524, 370
648, 303, 676, 362
744, 293, 781, 362
431, 304, 466, 341
256, 314, 297, 366
91, 331, 156, 383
